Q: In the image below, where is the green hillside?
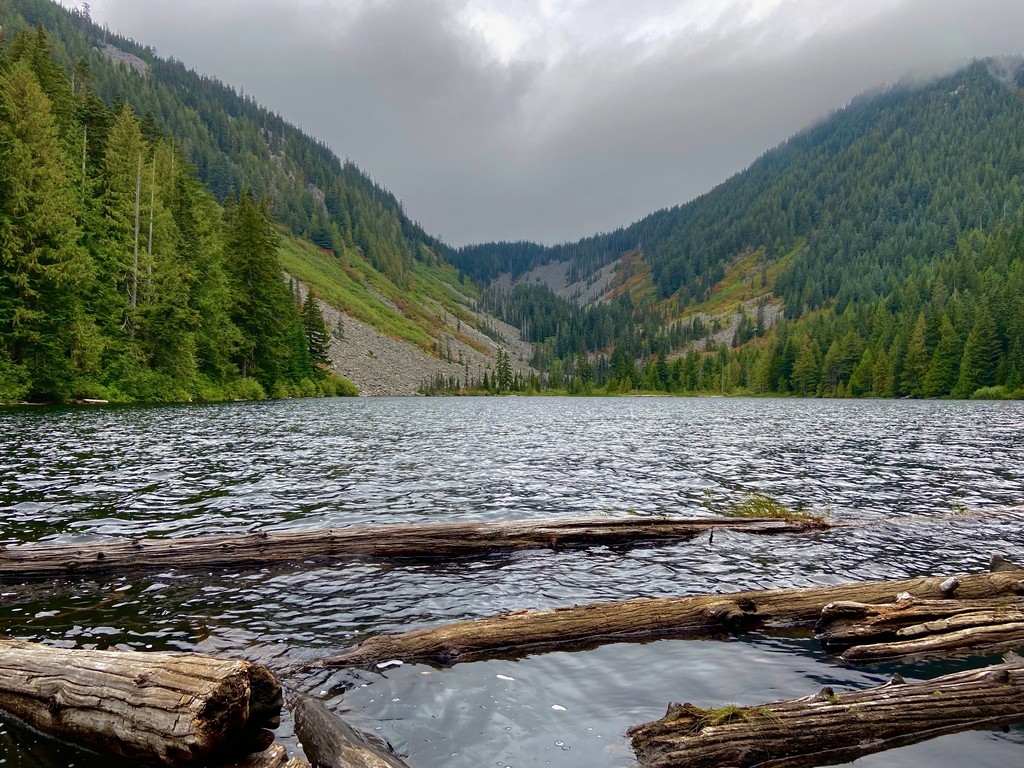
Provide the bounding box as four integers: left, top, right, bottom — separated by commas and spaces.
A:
458, 59, 1024, 399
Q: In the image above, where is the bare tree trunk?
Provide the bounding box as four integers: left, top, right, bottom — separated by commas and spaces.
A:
0, 516, 829, 581
628, 662, 1024, 768
147, 157, 155, 298
306, 560, 1024, 668
0, 641, 282, 767
132, 152, 141, 310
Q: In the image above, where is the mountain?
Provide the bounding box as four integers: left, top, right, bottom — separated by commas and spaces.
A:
451, 58, 1024, 398
0, 0, 533, 401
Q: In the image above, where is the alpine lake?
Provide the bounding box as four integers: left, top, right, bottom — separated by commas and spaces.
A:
1, 396, 1023, 767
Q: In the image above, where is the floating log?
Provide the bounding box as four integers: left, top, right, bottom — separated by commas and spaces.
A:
819, 597, 1024, 662
289, 692, 411, 768
309, 559, 1024, 668
628, 661, 1024, 768
816, 595, 1024, 661
0, 641, 282, 767
0, 516, 830, 581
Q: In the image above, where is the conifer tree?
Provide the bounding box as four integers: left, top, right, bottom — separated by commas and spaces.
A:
923, 315, 961, 397
956, 302, 1000, 396
301, 291, 332, 372
871, 348, 894, 397
0, 60, 89, 398
900, 313, 929, 397
790, 335, 820, 396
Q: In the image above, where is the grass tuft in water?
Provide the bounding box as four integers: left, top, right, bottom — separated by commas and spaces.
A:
704, 490, 828, 523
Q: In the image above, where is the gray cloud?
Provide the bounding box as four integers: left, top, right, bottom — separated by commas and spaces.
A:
80, 0, 1024, 245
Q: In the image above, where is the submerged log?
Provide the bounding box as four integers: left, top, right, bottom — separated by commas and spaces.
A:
309, 561, 1024, 668
289, 692, 411, 768
628, 662, 1024, 768
0, 516, 829, 580
816, 596, 1024, 661
0, 641, 282, 767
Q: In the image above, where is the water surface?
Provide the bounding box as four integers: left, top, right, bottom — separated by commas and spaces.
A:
1, 397, 1023, 766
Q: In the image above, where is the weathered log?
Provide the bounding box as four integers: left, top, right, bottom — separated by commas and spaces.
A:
308, 563, 1024, 668
816, 596, 1024, 648
815, 594, 1024, 662
0, 641, 282, 767
628, 662, 1024, 768
289, 692, 411, 768
0, 516, 830, 581
223, 743, 310, 768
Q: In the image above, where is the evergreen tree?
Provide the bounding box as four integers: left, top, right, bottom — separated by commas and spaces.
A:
301, 290, 332, 372
224, 191, 296, 388
0, 60, 89, 398
871, 348, 894, 397
923, 315, 961, 397
790, 335, 820, 396
900, 313, 929, 397
955, 302, 1000, 396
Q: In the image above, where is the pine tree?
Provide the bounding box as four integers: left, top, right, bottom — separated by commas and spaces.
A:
0, 61, 89, 398
224, 191, 295, 388
956, 302, 1000, 396
871, 348, 894, 397
900, 313, 929, 397
790, 335, 820, 396
923, 315, 961, 397
302, 290, 332, 372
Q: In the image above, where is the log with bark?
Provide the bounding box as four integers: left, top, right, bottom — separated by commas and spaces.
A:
815, 596, 1024, 662
289, 692, 411, 768
628, 661, 1024, 768
0, 641, 283, 767
307, 558, 1024, 668
0, 515, 830, 581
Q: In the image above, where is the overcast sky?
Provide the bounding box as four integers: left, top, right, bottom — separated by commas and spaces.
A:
69, 0, 1024, 246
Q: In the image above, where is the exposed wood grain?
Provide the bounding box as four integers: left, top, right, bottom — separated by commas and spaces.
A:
0, 641, 282, 767
0, 516, 830, 581
816, 596, 1024, 646
628, 662, 1024, 768
289, 692, 410, 768
307, 564, 1024, 668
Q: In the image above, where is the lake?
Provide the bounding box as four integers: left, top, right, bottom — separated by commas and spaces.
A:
1, 397, 1023, 767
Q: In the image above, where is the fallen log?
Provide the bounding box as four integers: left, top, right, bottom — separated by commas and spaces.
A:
0, 515, 829, 581
627, 661, 1024, 768
289, 692, 411, 768
223, 743, 310, 768
0, 641, 282, 767
816, 595, 1024, 647
816, 595, 1024, 662
307, 557, 1024, 668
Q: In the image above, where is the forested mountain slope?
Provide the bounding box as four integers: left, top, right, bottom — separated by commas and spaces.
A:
451, 59, 1024, 399
0, 0, 526, 401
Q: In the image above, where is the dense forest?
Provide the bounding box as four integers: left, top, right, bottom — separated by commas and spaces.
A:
0, 23, 355, 402
0, 0, 445, 287
433, 59, 1024, 400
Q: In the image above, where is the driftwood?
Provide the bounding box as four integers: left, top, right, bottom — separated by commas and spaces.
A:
0, 516, 829, 581
308, 559, 1024, 668
289, 692, 411, 768
628, 661, 1024, 768
0, 641, 282, 767
224, 744, 309, 768
816, 595, 1024, 661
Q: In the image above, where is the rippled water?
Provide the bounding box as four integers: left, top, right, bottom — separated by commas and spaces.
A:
1, 397, 1024, 767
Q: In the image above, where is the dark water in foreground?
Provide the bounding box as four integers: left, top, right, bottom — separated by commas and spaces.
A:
1, 397, 1024, 767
